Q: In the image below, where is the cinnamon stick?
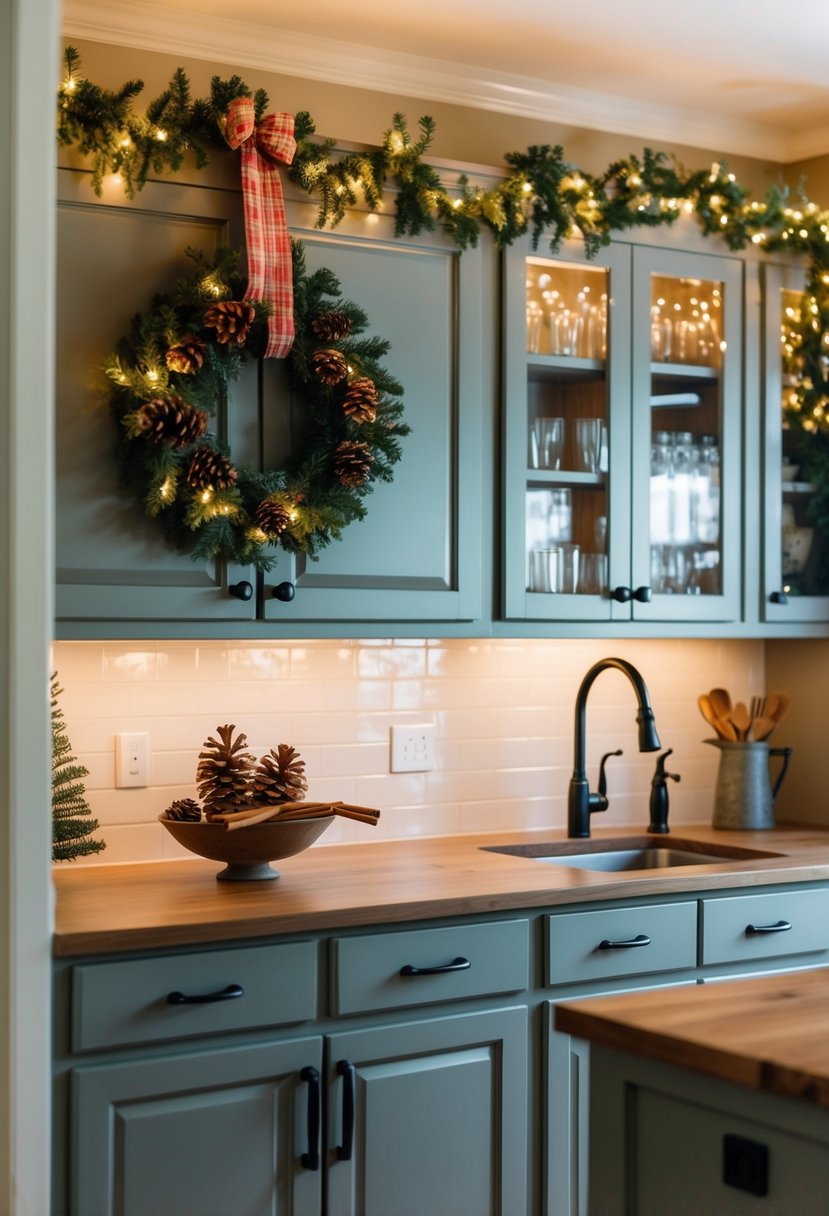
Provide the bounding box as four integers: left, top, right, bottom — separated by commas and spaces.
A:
221, 801, 330, 830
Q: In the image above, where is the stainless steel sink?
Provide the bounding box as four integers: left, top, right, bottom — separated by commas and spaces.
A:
481, 837, 784, 872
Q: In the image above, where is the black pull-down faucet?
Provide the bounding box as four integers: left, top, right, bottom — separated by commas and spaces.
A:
568, 657, 661, 838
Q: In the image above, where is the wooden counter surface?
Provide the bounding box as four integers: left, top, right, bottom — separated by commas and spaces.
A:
555, 966, 829, 1109
52, 822, 829, 957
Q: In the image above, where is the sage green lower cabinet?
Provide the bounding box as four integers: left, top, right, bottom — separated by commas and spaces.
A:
325, 1007, 528, 1216
587, 1046, 829, 1215
52, 884, 829, 1216
72, 1036, 323, 1216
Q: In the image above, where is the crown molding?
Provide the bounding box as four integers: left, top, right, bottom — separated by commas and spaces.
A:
62, 0, 809, 163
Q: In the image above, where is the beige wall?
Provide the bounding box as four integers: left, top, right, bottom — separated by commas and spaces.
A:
765, 640, 829, 824
66, 37, 787, 197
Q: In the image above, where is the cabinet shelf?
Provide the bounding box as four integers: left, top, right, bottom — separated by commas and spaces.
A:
527, 470, 605, 488
527, 354, 605, 383
651, 362, 719, 386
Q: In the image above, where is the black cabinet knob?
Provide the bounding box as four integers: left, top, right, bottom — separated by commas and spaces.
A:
227, 580, 253, 601
769, 590, 789, 605
633, 585, 652, 603
611, 585, 632, 603
272, 581, 296, 602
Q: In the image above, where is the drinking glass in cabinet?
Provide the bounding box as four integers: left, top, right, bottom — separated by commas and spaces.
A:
649, 431, 721, 595
651, 277, 724, 368
574, 418, 603, 473
578, 552, 608, 595
525, 259, 608, 360
529, 417, 564, 470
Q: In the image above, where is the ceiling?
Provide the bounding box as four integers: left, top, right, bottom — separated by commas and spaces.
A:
63, 0, 829, 162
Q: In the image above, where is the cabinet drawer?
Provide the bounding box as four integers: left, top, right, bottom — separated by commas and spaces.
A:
332, 919, 529, 1015
702, 888, 829, 966
72, 940, 317, 1053
547, 902, 697, 986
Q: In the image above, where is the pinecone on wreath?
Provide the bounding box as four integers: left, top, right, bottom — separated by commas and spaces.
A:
312, 348, 349, 386
343, 377, 378, 424
334, 439, 374, 487
196, 724, 255, 819
186, 446, 238, 490
311, 310, 351, 342
203, 300, 256, 346
252, 744, 308, 806
164, 797, 202, 822
254, 498, 292, 538
136, 396, 208, 448
165, 337, 207, 375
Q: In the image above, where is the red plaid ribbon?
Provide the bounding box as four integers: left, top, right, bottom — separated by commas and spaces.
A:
224, 97, 296, 358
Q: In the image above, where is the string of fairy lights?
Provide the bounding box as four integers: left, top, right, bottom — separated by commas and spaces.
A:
56, 47, 829, 433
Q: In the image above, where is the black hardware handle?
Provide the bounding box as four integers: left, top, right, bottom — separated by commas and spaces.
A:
611, 585, 632, 603
272, 580, 296, 602
166, 983, 244, 1005
769, 590, 789, 605
336, 1059, 356, 1161
300, 1066, 320, 1170
633, 585, 652, 603
399, 956, 471, 977
745, 919, 792, 935
598, 934, 651, 950
227, 580, 253, 601
597, 749, 623, 798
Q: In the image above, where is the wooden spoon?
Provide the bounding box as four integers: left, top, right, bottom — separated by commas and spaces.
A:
698, 694, 737, 741
709, 687, 732, 725
731, 701, 751, 741
768, 691, 791, 728
750, 716, 777, 742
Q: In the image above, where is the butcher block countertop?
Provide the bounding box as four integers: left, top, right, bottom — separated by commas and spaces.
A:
53, 822, 829, 957
555, 967, 829, 1109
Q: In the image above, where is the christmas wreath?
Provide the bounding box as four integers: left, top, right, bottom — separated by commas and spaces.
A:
105, 240, 408, 570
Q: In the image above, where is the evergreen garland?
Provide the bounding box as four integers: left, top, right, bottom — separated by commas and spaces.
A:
105, 242, 408, 568
51, 674, 105, 862
56, 47, 829, 548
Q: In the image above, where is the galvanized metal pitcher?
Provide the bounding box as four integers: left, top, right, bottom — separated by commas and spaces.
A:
707, 740, 793, 830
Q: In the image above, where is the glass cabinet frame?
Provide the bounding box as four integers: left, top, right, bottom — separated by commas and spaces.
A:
502, 233, 743, 626
761, 259, 829, 624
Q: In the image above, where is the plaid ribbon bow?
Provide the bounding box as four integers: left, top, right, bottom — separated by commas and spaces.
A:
224, 97, 297, 359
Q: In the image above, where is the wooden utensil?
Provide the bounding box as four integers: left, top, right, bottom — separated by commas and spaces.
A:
709, 688, 733, 726
768, 691, 791, 728
750, 716, 777, 742
698, 694, 737, 742
731, 701, 751, 741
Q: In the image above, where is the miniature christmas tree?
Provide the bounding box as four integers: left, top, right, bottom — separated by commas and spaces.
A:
51, 673, 105, 861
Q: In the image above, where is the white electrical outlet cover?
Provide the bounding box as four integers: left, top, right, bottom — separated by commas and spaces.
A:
115, 732, 150, 788
390, 724, 435, 773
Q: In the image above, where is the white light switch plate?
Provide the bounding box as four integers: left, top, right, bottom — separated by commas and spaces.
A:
390, 723, 435, 772
115, 732, 150, 788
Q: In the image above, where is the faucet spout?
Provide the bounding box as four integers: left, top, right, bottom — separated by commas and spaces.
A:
568, 657, 661, 838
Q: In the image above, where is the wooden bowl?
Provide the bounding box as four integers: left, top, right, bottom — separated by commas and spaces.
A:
158, 812, 334, 881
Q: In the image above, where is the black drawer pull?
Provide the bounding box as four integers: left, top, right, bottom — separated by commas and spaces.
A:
166, 983, 244, 1005
399, 956, 471, 977
598, 934, 651, 950
300, 1065, 320, 1171
336, 1059, 356, 1161
745, 919, 792, 936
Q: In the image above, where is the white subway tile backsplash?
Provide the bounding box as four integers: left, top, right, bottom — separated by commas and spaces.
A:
51, 637, 765, 867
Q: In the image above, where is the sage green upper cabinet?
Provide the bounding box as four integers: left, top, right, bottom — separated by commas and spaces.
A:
55, 169, 258, 625
54, 172, 486, 635
761, 260, 829, 625
260, 196, 485, 626
502, 235, 743, 627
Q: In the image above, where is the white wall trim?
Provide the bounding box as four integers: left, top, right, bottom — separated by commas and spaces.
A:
61, 0, 801, 163
2, 0, 58, 1212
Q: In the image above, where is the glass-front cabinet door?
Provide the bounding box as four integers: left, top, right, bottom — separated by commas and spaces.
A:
630, 246, 742, 623
762, 261, 829, 622
503, 237, 742, 624
503, 240, 631, 622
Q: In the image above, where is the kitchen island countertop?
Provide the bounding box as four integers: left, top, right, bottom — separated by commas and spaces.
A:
556, 966, 829, 1109
52, 822, 829, 956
